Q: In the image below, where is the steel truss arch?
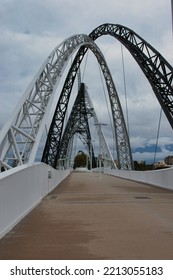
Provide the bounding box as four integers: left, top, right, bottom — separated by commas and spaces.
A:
1, 23, 170, 171
58, 83, 116, 169
42, 43, 132, 169
0, 34, 105, 170
89, 23, 173, 129
57, 83, 96, 169
43, 23, 173, 170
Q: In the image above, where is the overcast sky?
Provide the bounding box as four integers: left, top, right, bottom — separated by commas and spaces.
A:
0, 0, 173, 163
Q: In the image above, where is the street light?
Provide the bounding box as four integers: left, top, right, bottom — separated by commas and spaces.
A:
88, 139, 95, 171
94, 123, 107, 179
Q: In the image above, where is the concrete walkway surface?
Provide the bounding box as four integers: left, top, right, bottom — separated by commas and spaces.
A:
0, 171, 173, 260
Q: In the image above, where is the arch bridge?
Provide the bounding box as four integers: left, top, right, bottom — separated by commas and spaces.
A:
1, 23, 173, 240
0, 23, 173, 172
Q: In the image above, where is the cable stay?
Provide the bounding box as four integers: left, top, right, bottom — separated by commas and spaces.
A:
153, 108, 162, 166
121, 44, 130, 137
57, 82, 116, 169
1, 23, 173, 171
81, 49, 89, 82
97, 61, 116, 161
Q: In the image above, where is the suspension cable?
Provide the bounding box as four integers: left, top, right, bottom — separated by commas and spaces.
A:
121, 43, 130, 136
153, 107, 162, 164
81, 50, 89, 82
73, 134, 77, 159
97, 62, 116, 158
66, 54, 75, 125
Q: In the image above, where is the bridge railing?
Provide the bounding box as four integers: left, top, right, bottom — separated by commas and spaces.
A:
104, 168, 173, 191
0, 163, 70, 239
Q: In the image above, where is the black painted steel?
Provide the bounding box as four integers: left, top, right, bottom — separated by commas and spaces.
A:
42, 46, 88, 167
90, 23, 173, 128
42, 23, 173, 169
57, 83, 96, 169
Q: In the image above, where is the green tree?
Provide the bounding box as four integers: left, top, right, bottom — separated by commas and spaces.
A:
73, 151, 87, 169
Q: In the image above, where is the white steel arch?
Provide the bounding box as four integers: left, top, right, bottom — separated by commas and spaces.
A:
0, 33, 132, 171
84, 85, 117, 168
0, 35, 101, 170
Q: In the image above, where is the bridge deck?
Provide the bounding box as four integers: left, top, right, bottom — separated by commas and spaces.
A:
0, 171, 173, 260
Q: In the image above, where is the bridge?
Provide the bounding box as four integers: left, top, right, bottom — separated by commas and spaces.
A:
0, 23, 173, 259
1, 170, 173, 259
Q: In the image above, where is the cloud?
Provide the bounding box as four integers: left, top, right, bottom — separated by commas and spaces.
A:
0, 0, 173, 163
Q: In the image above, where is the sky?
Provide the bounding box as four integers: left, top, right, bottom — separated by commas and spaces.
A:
0, 0, 173, 164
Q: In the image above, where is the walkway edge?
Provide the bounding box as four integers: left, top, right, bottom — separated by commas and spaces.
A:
0, 163, 70, 238
104, 167, 173, 191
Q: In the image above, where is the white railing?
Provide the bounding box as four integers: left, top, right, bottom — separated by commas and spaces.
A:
0, 163, 70, 238
1, 164, 172, 239
105, 168, 173, 191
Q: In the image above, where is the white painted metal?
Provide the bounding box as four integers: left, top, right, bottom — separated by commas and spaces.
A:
0, 163, 70, 238
84, 85, 117, 169
105, 167, 173, 191
0, 35, 100, 171
1, 162, 173, 238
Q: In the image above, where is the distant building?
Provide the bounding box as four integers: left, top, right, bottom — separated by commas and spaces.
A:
153, 160, 167, 169
137, 160, 145, 165
164, 155, 173, 165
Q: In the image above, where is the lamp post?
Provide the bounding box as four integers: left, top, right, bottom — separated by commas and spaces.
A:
94, 123, 107, 179
89, 139, 95, 171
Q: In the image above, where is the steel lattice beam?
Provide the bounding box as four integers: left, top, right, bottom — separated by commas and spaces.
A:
43, 23, 173, 170
89, 23, 173, 129
57, 83, 96, 169
0, 35, 103, 170
1, 23, 172, 171
84, 86, 117, 168
42, 43, 132, 169
57, 83, 116, 169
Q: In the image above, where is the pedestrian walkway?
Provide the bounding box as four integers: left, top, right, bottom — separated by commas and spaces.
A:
0, 171, 173, 259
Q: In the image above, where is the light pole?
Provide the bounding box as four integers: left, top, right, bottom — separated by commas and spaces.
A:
94, 123, 107, 179
89, 139, 95, 171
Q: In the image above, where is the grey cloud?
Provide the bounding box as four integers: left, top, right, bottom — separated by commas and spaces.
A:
0, 0, 172, 163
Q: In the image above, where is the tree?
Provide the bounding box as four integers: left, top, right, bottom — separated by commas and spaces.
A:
73, 151, 87, 169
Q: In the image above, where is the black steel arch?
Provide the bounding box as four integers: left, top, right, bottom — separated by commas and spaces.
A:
58, 83, 96, 169
42, 23, 173, 169
42, 43, 132, 170
89, 23, 173, 129
42, 46, 89, 167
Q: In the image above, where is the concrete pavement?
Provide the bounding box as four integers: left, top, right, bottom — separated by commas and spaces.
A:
0, 171, 173, 259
